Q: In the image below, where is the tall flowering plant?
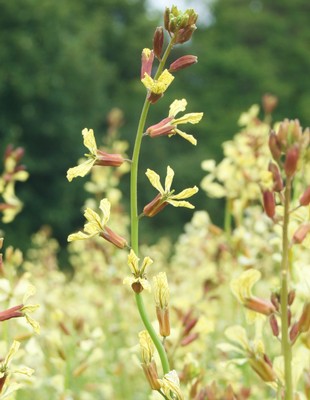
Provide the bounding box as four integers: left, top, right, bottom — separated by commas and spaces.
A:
67, 6, 203, 398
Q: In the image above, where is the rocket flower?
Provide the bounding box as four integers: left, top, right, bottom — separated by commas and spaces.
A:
66, 128, 125, 182
143, 166, 198, 217
230, 269, 276, 322
158, 370, 184, 400
146, 99, 203, 145
141, 69, 174, 103
123, 250, 153, 293
67, 198, 127, 249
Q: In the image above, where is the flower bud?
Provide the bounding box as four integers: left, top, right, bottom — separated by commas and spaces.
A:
268, 162, 283, 192
169, 55, 198, 72
100, 226, 127, 249
156, 306, 170, 337
0, 304, 23, 322
298, 303, 310, 333
292, 223, 310, 245
180, 332, 199, 346
164, 6, 198, 44
153, 27, 164, 60
269, 131, 282, 161
249, 355, 276, 382
288, 290, 295, 306
142, 360, 161, 390
263, 190, 275, 218
299, 186, 310, 206
95, 150, 125, 167
153, 272, 170, 337
141, 48, 154, 79
284, 146, 299, 177
146, 117, 175, 138
262, 93, 278, 114
289, 322, 299, 343
269, 314, 279, 337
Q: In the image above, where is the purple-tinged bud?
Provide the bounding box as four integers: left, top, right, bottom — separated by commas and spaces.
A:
263, 190, 275, 218
100, 227, 127, 249
289, 322, 299, 343
299, 186, 310, 206
96, 150, 125, 167
268, 162, 283, 192
284, 146, 299, 177
288, 290, 295, 306
269, 314, 279, 337
153, 27, 164, 60
181, 332, 199, 346
143, 193, 168, 217
270, 293, 280, 311
292, 223, 310, 245
141, 49, 154, 80
268, 131, 282, 161
169, 55, 198, 72
164, 7, 170, 32
262, 93, 278, 114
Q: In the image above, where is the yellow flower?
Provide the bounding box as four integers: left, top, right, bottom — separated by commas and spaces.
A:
158, 370, 184, 400
67, 198, 127, 248
141, 69, 174, 95
123, 250, 153, 292
146, 99, 203, 145
143, 166, 198, 217
153, 272, 169, 309
20, 285, 40, 334
168, 99, 203, 145
67, 128, 97, 182
230, 269, 276, 322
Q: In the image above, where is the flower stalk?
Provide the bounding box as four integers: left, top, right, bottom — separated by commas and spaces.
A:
280, 177, 293, 400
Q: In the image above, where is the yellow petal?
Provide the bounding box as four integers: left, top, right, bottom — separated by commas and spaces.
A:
84, 208, 103, 229
165, 166, 174, 192
140, 256, 153, 274
24, 313, 41, 334
173, 112, 203, 125
67, 231, 93, 241
168, 199, 195, 208
225, 325, 249, 351
141, 70, 174, 94
145, 169, 164, 193
139, 330, 154, 363
172, 186, 198, 200
99, 198, 111, 226
66, 158, 95, 182
169, 99, 187, 117
230, 269, 261, 304
174, 128, 197, 145
128, 249, 140, 275
82, 128, 97, 154
4, 340, 20, 367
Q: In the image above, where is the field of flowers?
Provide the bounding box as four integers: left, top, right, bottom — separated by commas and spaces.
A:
1, 6, 309, 400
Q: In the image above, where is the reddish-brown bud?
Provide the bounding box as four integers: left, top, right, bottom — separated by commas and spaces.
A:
143, 194, 168, 217
100, 226, 127, 249
146, 117, 175, 138
299, 186, 310, 206
262, 93, 278, 114
183, 317, 198, 336
141, 49, 154, 80
284, 146, 299, 177
268, 131, 282, 161
95, 150, 125, 167
245, 296, 276, 316
268, 162, 283, 192
289, 322, 299, 343
288, 290, 296, 306
0, 374, 7, 393
270, 293, 280, 311
263, 190, 276, 218
181, 332, 199, 346
0, 304, 23, 322
153, 27, 164, 60
292, 223, 310, 245
169, 55, 198, 72
298, 303, 310, 333
249, 355, 277, 382
142, 360, 161, 390
269, 314, 279, 337
131, 281, 144, 294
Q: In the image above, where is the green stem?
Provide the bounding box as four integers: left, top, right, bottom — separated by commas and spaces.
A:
135, 293, 170, 374
129, 39, 175, 375
280, 177, 293, 400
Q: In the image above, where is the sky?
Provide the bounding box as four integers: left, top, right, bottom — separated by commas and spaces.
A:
147, 0, 212, 26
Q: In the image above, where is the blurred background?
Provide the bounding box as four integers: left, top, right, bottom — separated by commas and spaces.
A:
1, 0, 309, 253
